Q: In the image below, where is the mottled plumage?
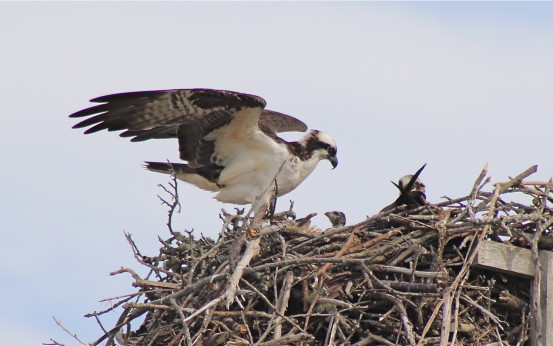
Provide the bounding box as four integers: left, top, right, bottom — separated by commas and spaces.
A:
70, 89, 338, 212
324, 211, 346, 227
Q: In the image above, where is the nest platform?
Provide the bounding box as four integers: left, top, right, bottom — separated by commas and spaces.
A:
80, 165, 553, 346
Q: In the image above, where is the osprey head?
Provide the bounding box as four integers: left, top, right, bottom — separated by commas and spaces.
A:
304, 130, 338, 169
324, 210, 346, 227
398, 175, 426, 194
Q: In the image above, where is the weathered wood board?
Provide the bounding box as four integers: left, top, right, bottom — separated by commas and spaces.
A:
474, 240, 553, 345
474, 240, 534, 278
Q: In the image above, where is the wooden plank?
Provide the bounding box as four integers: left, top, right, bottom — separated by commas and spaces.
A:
473, 240, 553, 345
539, 250, 553, 345
473, 240, 534, 278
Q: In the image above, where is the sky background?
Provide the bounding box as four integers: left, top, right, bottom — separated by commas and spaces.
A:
1, 2, 553, 345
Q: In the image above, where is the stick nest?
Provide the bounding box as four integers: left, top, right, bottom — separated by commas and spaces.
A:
86, 165, 553, 346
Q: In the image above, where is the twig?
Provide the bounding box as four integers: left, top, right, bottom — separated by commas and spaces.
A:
460, 294, 503, 328
157, 166, 181, 235
169, 298, 192, 345
240, 278, 308, 335
52, 317, 88, 346
273, 271, 294, 340
316, 232, 358, 277
497, 165, 538, 194
224, 236, 261, 308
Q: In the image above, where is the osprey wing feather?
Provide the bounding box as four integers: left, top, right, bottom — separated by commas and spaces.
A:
70, 88, 337, 209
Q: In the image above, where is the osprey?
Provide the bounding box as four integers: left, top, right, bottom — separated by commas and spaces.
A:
70, 89, 338, 213
381, 164, 427, 212
324, 211, 346, 227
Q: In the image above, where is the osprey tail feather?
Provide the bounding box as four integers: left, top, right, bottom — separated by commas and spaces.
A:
145, 162, 220, 192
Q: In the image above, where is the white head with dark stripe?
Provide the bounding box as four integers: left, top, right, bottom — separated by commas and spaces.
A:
398, 174, 426, 194
301, 130, 338, 169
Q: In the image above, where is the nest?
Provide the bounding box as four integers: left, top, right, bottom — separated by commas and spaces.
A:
79, 165, 553, 346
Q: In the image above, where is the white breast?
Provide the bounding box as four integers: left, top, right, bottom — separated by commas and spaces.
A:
205, 108, 328, 205
209, 115, 290, 204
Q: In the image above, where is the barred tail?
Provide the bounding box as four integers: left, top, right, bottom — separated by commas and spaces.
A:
145, 161, 220, 192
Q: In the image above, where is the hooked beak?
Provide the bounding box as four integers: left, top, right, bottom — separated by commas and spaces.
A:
328, 155, 338, 169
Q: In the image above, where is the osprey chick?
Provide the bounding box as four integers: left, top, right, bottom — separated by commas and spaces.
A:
324, 211, 346, 227
70, 89, 337, 212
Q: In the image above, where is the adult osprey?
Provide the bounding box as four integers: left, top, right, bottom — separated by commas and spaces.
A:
381, 164, 427, 212
70, 89, 338, 213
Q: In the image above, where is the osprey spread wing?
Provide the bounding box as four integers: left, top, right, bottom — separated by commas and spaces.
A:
70, 89, 337, 208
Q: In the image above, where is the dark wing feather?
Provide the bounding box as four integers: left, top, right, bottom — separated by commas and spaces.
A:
177, 110, 234, 166
121, 125, 178, 142
118, 109, 307, 144
69, 89, 307, 171
401, 164, 427, 194
69, 89, 267, 138
258, 110, 307, 134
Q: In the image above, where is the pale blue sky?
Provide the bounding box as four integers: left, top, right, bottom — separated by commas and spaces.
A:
1, 2, 553, 345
